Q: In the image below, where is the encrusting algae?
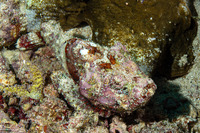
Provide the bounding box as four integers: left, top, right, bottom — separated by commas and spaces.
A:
0, 52, 44, 101
0, 0, 199, 132
1, 0, 197, 78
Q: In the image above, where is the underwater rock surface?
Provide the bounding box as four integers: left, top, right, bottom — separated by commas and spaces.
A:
0, 0, 199, 132
24, 0, 197, 78
0, 0, 27, 47
26, 0, 86, 29
83, 0, 197, 78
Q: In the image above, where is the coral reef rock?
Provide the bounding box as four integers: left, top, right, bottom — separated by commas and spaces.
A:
83, 0, 197, 78
26, 0, 86, 29
110, 116, 128, 133
0, 53, 16, 86
0, 50, 44, 101
0, 0, 27, 47
83, 126, 109, 133
51, 70, 100, 129
26, 0, 197, 78
0, 109, 26, 132
16, 31, 45, 50
27, 97, 71, 132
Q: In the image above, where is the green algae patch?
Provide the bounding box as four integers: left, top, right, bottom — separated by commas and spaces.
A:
83, 0, 197, 78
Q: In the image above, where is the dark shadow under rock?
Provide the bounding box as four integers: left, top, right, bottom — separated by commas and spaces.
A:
122, 77, 191, 125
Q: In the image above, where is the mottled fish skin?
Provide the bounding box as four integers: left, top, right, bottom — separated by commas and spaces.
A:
41, 20, 156, 113
65, 38, 157, 112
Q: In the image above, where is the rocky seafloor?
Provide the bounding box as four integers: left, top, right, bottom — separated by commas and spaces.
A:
0, 0, 199, 132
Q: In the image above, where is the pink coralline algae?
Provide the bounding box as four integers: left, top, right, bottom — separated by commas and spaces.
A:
0, 0, 26, 47
65, 38, 157, 112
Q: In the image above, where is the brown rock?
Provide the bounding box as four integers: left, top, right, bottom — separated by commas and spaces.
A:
83, 0, 197, 78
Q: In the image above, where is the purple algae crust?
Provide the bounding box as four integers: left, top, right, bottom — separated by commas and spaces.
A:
0, 0, 27, 47
65, 38, 157, 112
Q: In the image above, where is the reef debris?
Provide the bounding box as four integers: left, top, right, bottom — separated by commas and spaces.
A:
50, 70, 103, 132
27, 97, 71, 132
16, 31, 46, 50
0, 0, 27, 48
0, 1, 199, 132
0, 53, 16, 86
26, 0, 86, 29
83, 126, 109, 133
0, 109, 26, 132
128, 115, 198, 133
0, 51, 44, 101
110, 116, 128, 133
